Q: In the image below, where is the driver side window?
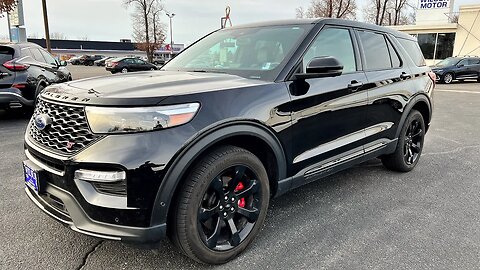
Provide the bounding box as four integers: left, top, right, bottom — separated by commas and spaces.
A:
303, 27, 356, 73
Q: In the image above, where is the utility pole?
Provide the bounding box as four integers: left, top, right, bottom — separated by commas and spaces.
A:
41, 0, 51, 52
166, 12, 175, 57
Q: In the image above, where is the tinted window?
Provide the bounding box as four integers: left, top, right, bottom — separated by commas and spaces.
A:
417, 33, 436, 59
436, 33, 455, 60
468, 58, 480, 65
457, 59, 468, 66
0, 46, 14, 64
31, 48, 46, 63
358, 31, 391, 70
303, 27, 356, 73
123, 58, 135, 64
386, 38, 401, 68
134, 59, 145, 64
398, 38, 426, 66
40, 50, 57, 65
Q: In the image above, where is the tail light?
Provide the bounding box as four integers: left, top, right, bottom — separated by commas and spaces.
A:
3, 60, 30, 71
428, 71, 436, 84
110, 62, 119, 68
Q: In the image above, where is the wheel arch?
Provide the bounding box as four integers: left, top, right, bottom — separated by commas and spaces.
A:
150, 121, 288, 227
395, 94, 432, 138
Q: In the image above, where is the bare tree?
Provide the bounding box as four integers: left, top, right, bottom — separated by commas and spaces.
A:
0, 0, 16, 14
124, 0, 165, 62
296, 0, 357, 20
364, 0, 414, 26
295, 6, 306, 18
50, 32, 67, 40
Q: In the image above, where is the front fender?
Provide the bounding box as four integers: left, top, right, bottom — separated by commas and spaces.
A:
149, 121, 287, 226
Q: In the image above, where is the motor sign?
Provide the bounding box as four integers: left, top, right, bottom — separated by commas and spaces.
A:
419, 0, 450, 9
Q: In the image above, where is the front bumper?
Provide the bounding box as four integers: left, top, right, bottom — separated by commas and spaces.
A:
23, 134, 173, 243
25, 185, 166, 242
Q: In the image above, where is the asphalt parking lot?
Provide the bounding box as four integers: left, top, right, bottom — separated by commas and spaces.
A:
1, 67, 480, 269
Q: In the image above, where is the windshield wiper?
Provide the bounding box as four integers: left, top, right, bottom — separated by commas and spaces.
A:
189, 69, 226, 74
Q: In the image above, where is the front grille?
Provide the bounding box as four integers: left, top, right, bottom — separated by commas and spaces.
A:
29, 98, 101, 155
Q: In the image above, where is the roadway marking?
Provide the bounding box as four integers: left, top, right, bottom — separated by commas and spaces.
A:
436, 89, 480, 94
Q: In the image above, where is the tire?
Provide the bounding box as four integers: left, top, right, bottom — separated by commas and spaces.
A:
67, 75, 73, 81
121, 68, 128, 73
170, 145, 270, 264
442, 72, 453, 84
150, 67, 155, 71
34, 84, 45, 107
382, 110, 425, 172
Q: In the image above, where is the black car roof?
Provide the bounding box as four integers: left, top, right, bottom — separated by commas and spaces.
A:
0, 42, 43, 49
228, 18, 415, 41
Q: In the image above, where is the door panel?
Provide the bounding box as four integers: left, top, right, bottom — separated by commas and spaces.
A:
289, 72, 369, 175
357, 30, 415, 145
289, 26, 370, 176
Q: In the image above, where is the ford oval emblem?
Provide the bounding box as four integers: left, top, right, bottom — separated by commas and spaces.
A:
34, 114, 52, 131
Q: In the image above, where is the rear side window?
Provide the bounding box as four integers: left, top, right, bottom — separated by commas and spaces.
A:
386, 39, 402, 68
397, 38, 426, 67
0, 47, 14, 64
357, 31, 392, 70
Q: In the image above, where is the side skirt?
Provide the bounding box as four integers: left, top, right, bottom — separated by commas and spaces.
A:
275, 138, 397, 197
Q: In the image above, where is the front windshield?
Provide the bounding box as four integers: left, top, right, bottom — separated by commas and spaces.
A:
435, 57, 459, 67
163, 24, 312, 81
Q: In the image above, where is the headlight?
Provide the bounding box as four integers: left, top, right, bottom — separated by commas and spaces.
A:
85, 103, 200, 134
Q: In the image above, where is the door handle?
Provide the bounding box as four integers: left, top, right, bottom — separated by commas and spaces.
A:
41, 68, 46, 72
400, 72, 411, 79
347, 80, 363, 92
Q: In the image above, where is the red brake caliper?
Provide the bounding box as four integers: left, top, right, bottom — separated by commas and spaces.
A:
234, 182, 246, 208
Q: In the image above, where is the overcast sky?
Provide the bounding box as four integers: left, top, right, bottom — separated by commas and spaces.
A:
0, 0, 477, 45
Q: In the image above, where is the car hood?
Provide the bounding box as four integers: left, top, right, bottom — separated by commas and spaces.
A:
40, 71, 269, 106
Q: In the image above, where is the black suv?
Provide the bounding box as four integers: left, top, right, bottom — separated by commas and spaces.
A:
431, 56, 480, 84
83, 55, 105, 66
23, 19, 434, 264
105, 57, 157, 73
0, 42, 72, 110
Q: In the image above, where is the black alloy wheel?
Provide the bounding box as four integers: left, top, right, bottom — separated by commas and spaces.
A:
382, 109, 425, 172
403, 118, 423, 165
198, 165, 261, 251
170, 145, 269, 264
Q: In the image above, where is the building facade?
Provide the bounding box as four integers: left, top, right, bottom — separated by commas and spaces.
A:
390, 3, 480, 65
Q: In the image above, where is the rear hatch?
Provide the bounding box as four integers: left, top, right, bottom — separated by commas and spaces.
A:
0, 46, 15, 88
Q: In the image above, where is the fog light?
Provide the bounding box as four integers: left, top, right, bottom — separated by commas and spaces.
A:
74, 169, 126, 183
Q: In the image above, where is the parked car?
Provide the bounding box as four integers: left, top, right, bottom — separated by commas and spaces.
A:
23, 19, 435, 264
0, 42, 72, 110
83, 55, 105, 66
69, 55, 86, 65
105, 57, 157, 73
94, 56, 115, 66
431, 56, 480, 84
152, 53, 166, 65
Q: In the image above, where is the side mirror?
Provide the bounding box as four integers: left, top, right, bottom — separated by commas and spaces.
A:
59, 60, 67, 66
294, 56, 343, 80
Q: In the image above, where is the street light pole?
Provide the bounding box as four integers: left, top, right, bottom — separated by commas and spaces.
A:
166, 12, 175, 57
41, 0, 51, 52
